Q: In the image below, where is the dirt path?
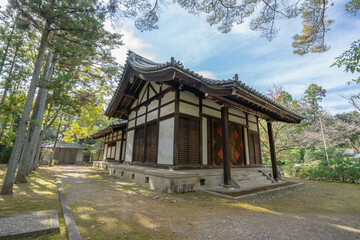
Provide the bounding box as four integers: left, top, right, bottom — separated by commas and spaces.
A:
55, 166, 360, 240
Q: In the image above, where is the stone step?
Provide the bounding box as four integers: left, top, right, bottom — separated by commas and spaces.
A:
232, 172, 261, 178
234, 179, 273, 189
232, 175, 268, 183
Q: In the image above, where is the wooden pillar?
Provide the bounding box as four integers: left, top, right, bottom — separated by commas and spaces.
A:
267, 121, 279, 181
221, 107, 231, 187
119, 130, 125, 163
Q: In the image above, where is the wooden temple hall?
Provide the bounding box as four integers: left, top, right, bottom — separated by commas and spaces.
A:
92, 51, 303, 193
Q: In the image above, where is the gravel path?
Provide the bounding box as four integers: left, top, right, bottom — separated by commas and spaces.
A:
55, 166, 360, 240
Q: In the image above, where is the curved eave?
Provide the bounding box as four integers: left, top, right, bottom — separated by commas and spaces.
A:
105, 52, 304, 124
91, 124, 127, 139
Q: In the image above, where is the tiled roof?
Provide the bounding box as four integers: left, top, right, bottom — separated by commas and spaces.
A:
91, 120, 128, 139
41, 142, 87, 149
105, 51, 304, 123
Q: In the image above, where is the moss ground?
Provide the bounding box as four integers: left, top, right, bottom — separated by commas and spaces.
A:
1, 166, 360, 239
0, 166, 67, 239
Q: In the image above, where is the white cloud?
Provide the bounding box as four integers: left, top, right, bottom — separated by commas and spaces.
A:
197, 71, 216, 79
106, 19, 157, 65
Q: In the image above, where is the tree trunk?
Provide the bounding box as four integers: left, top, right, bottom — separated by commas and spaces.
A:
50, 121, 61, 167
32, 104, 53, 171
0, 46, 19, 142
1, 24, 49, 195
0, 22, 15, 75
0, 45, 19, 108
15, 51, 54, 183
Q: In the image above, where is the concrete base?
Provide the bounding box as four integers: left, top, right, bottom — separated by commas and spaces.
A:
0, 210, 59, 239
93, 161, 275, 194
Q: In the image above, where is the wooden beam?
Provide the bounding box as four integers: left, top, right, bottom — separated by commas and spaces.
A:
221, 107, 231, 187
115, 109, 130, 115
267, 121, 279, 181
131, 87, 173, 112
124, 93, 136, 99
119, 130, 125, 162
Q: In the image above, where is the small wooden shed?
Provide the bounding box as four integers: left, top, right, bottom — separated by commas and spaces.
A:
41, 142, 87, 165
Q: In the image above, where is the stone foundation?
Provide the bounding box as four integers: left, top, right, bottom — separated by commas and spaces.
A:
93, 161, 274, 194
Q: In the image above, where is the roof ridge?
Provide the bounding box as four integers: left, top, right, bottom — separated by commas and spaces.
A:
106, 50, 304, 121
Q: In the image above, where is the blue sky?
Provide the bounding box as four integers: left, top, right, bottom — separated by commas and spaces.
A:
1, 0, 359, 114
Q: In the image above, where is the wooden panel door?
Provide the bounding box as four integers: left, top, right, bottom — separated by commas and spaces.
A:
145, 122, 159, 164
178, 116, 200, 165
133, 127, 145, 163
211, 119, 245, 166
248, 130, 262, 165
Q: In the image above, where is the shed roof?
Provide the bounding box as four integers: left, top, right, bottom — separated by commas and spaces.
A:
91, 120, 127, 139
105, 51, 304, 123
41, 142, 87, 149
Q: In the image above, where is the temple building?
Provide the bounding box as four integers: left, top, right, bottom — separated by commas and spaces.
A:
92, 51, 303, 193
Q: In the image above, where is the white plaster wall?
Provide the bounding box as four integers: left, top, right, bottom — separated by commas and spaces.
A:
229, 107, 246, 117
180, 91, 198, 103
139, 82, 148, 104
115, 141, 121, 161
138, 106, 146, 115
103, 144, 108, 160
137, 115, 145, 125
131, 101, 137, 109
244, 128, 250, 165
148, 99, 158, 111
128, 111, 136, 120
202, 118, 208, 165
249, 122, 258, 132
229, 115, 246, 125
75, 150, 83, 162
125, 130, 134, 162
203, 99, 221, 110
128, 119, 135, 128
162, 91, 175, 104
160, 102, 175, 117
149, 82, 160, 98
157, 118, 174, 165
179, 102, 199, 117
117, 132, 122, 140
110, 145, 115, 159
147, 109, 158, 122
248, 114, 257, 122
121, 139, 126, 161
203, 107, 221, 118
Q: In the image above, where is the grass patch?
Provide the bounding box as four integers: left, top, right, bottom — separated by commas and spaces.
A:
0, 166, 66, 239
253, 177, 360, 214
214, 181, 297, 197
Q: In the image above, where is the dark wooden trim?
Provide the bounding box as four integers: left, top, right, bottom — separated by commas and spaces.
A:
173, 86, 180, 167
228, 112, 246, 119
156, 84, 162, 165
199, 97, 203, 167
124, 92, 136, 99
221, 107, 231, 186
178, 112, 200, 121
132, 87, 173, 112
179, 99, 199, 107
160, 99, 175, 108
119, 130, 125, 162
149, 82, 158, 95
202, 104, 221, 112
207, 117, 212, 166
127, 114, 175, 131
139, 82, 148, 104
267, 121, 278, 181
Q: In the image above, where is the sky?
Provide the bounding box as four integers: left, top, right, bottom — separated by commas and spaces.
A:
1, 0, 359, 114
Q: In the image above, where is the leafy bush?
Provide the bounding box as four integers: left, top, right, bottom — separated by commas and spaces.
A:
289, 148, 360, 183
